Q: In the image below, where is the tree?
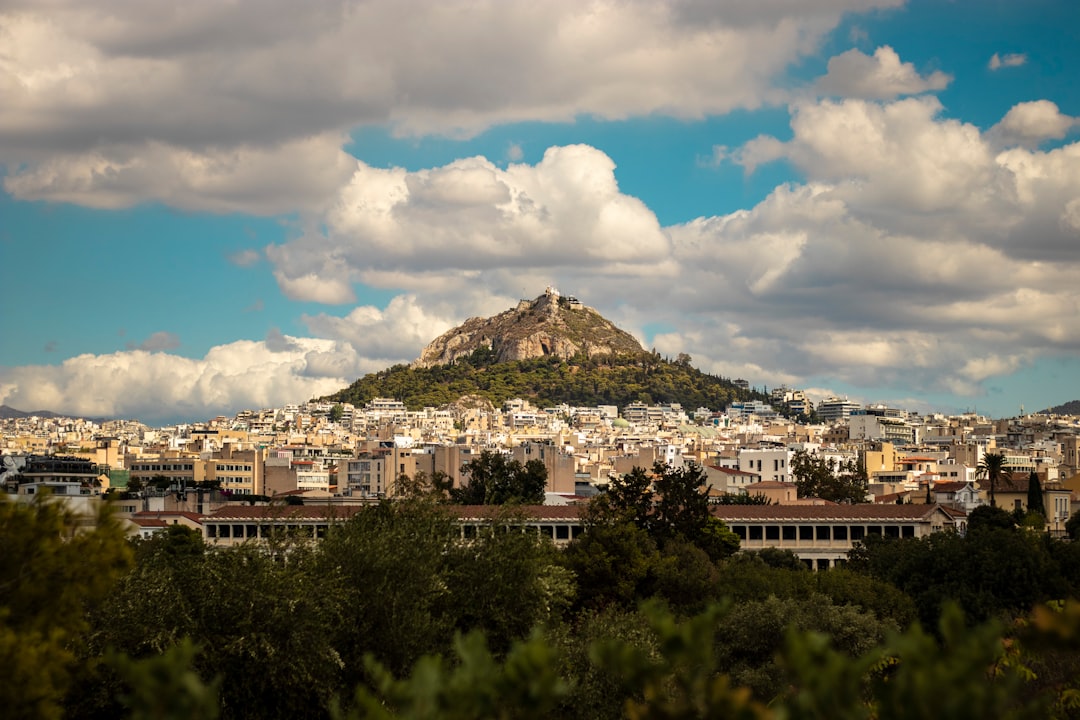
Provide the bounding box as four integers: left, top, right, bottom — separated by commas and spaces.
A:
562, 519, 659, 611
587, 466, 653, 529
790, 451, 867, 503
652, 462, 713, 543
329, 403, 344, 424
443, 516, 573, 654
1026, 471, 1045, 517
393, 470, 453, 500
977, 451, 1009, 507
1066, 508, 1080, 541
452, 451, 546, 505
968, 504, 1016, 533
0, 499, 133, 719
587, 462, 738, 562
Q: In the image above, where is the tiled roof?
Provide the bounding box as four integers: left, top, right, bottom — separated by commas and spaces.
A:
711, 504, 951, 521
205, 503, 584, 522
133, 511, 204, 522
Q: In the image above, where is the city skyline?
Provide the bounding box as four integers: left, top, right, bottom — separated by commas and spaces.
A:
2, 0, 1079, 425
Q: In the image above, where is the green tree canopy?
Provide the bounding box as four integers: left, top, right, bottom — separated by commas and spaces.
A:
978, 451, 1009, 508
790, 450, 868, 503
0, 499, 133, 719
451, 451, 547, 505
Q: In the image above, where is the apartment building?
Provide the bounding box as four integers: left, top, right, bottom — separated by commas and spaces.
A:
737, 447, 792, 483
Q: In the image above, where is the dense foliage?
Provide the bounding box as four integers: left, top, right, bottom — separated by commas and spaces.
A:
790, 450, 869, 503
7, 490, 1080, 719
324, 350, 765, 411
451, 450, 547, 505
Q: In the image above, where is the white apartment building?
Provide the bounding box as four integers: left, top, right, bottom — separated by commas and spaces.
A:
737, 447, 792, 483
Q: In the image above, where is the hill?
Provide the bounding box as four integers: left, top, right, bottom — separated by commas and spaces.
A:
327, 291, 765, 412
414, 289, 644, 367
0, 405, 110, 423
1041, 399, 1080, 415
328, 349, 763, 413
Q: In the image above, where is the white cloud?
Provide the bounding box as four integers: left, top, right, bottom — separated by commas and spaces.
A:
0, 0, 900, 211
816, 46, 951, 99
268, 145, 672, 302
989, 52, 1027, 70
646, 98, 1080, 401
0, 337, 361, 424
301, 294, 459, 363
3, 134, 356, 215
987, 100, 1077, 149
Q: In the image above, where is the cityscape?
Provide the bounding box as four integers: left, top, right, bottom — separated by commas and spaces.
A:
4, 0, 1080, 716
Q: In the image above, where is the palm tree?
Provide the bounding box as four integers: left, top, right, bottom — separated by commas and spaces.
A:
977, 452, 1009, 508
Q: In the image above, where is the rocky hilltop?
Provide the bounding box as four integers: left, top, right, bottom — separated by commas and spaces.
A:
413, 289, 645, 368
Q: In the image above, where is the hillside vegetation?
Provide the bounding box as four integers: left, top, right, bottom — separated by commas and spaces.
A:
1043, 399, 1080, 415
326, 350, 765, 411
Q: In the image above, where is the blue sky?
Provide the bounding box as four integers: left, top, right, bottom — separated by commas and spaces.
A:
2, 0, 1079, 424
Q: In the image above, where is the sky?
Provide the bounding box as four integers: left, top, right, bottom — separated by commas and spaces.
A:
1, 0, 1079, 425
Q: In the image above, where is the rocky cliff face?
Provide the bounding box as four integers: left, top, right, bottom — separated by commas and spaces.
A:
413, 291, 645, 368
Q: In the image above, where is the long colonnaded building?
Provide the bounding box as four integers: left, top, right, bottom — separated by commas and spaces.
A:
200, 502, 961, 568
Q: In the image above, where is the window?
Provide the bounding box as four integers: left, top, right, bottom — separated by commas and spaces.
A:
884, 526, 900, 539
782, 526, 797, 541
816, 526, 831, 541
799, 525, 814, 540
833, 526, 848, 540
902, 525, 916, 538
733, 525, 747, 540
765, 525, 780, 541
749, 526, 763, 540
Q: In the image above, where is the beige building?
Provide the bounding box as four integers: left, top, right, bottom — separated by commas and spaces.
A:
204, 448, 266, 496
714, 504, 959, 570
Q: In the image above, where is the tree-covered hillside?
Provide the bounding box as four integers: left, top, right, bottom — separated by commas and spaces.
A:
325, 350, 766, 411
1043, 399, 1080, 415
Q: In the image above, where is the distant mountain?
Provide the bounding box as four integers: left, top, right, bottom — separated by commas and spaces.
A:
327, 292, 764, 412
0, 404, 68, 420
1041, 399, 1080, 415
0, 405, 111, 423
414, 289, 644, 367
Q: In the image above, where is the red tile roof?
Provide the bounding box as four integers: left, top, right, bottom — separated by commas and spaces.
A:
711, 504, 952, 521
205, 503, 584, 522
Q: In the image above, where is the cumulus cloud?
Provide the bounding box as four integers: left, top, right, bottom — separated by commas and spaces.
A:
645, 96, 1080, 400
250, 92, 1080, 410
989, 52, 1027, 70
817, 46, 951, 99
301, 294, 459, 363
0, 336, 375, 425
0, 0, 898, 211
987, 100, 1077, 149
267, 145, 673, 302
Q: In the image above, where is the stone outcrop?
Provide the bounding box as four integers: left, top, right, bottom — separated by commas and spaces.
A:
413, 289, 645, 368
